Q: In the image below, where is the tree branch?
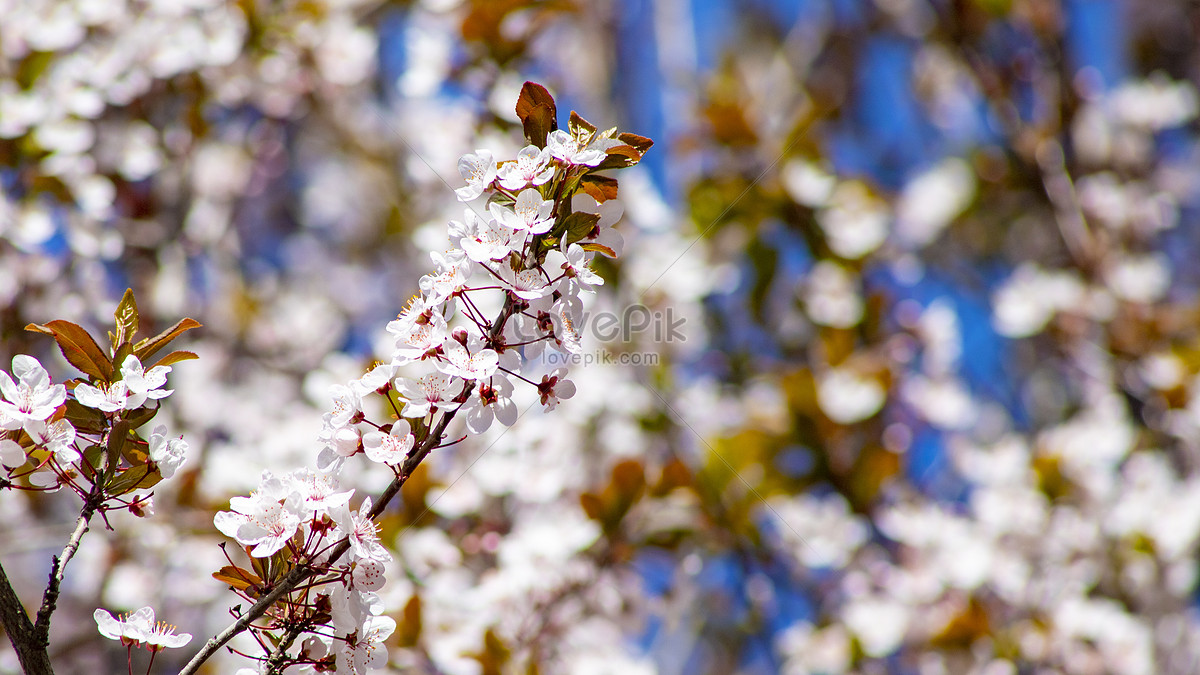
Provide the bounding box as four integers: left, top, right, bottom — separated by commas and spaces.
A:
2, 421, 114, 675
32, 494, 100, 644
182, 294, 518, 674
0, 558, 54, 674
179, 409, 460, 675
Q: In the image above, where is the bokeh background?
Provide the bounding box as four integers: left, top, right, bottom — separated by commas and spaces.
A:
3, 0, 1200, 673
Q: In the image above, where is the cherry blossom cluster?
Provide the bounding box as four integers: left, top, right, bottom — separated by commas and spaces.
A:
0, 327, 193, 500
94, 606, 192, 653
0, 295, 201, 672
201, 84, 651, 674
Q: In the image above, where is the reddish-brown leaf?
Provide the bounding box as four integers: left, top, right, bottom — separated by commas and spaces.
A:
617, 132, 654, 154
581, 174, 619, 203
133, 318, 201, 364
593, 145, 643, 171
110, 288, 139, 352
568, 110, 597, 137
26, 320, 113, 381
149, 350, 198, 369
212, 565, 263, 594
579, 242, 618, 258
515, 82, 557, 148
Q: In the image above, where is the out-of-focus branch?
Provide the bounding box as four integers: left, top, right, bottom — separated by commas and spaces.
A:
1036, 138, 1095, 267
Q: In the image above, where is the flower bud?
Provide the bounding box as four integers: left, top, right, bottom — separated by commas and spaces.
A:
333, 427, 360, 457
129, 496, 155, 518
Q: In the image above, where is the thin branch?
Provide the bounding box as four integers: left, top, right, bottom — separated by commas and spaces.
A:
30, 418, 125, 643
179, 408, 462, 675
32, 494, 100, 642
258, 409, 461, 674
181, 292, 519, 675
1, 418, 119, 674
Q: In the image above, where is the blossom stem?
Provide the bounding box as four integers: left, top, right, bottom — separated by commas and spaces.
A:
497, 366, 538, 387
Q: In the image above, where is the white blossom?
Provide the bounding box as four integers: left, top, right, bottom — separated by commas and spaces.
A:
333, 614, 395, 673
0, 355, 66, 431
287, 467, 355, 512
335, 497, 391, 562
395, 373, 460, 418
816, 368, 886, 424
436, 342, 499, 381
26, 418, 78, 464
461, 377, 518, 434
497, 264, 551, 301
213, 472, 303, 557
118, 355, 172, 405
546, 129, 608, 166
454, 150, 497, 201
497, 145, 555, 190
459, 210, 525, 262
362, 420, 414, 466
94, 606, 153, 645
489, 187, 554, 235
74, 356, 171, 412
558, 243, 604, 290
147, 424, 187, 479
387, 308, 448, 366
536, 367, 576, 410
94, 606, 190, 651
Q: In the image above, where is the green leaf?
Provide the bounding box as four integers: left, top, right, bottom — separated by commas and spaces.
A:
268, 546, 294, 584
558, 173, 584, 205
25, 320, 114, 381
561, 211, 600, 245
81, 444, 104, 480
111, 288, 139, 353
106, 464, 162, 496
250, 552, 271, 583
112, 342, 133, 372
122, 405, 157, 429
64, 397, 107, 435
104, 419, 130, 482
115, 428, 149, 466
515, 82, 557, 148
133, 318, 202, 364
